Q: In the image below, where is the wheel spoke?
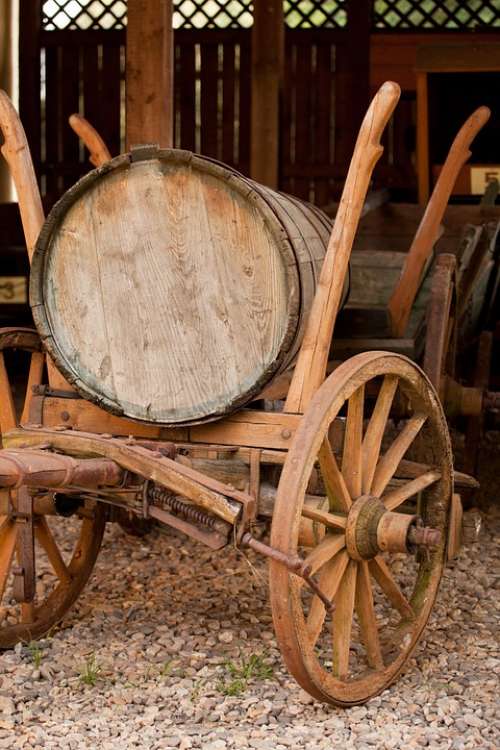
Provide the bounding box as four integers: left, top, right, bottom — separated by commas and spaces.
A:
342, 385, 365, 499
301, 505, 346, 531
307, 550, 349, 647
20, 351, 45, 425
35, 517, 72, 585
21, 602, 35, 624
0, 351, 17, 432
304, 533, 346, 577
371, 413, 427, 497
382, 470, 441, 511
318, 439, 351, 512
0, 520, 17, 601
356, 561, 383, 670
331, 559, 357, 679
362, 375, 398, 493
368, 556, 414, 620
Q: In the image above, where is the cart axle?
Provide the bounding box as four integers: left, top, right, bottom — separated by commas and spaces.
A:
407, 524, 441, 548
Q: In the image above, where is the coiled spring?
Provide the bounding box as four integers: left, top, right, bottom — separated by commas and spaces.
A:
146, 483, 217, 528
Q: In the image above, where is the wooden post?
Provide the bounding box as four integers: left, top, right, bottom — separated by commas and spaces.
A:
0, 0, 14, 200
335, 0, 371, 169
416, 71, 429, 205
18, 0, 41, 184
250, 0, 284, 188
126, 0, 173, 149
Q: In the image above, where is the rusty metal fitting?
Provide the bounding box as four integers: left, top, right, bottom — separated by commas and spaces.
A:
241, 532, 298, 568
241, 533, 333, 612
407, 525, 441, 548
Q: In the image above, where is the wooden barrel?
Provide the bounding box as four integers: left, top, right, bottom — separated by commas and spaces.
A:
31, 147, 339, 425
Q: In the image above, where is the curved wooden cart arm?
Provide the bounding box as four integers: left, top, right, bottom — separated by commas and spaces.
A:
69, 113, 111, 167
0, 90, 71, 399
388, 106, 491, 338
285, 81, 401, 414
0, 90, 44, 262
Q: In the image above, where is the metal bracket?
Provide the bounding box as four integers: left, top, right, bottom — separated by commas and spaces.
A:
130, 144, 161, 162
32, 384, 83, 400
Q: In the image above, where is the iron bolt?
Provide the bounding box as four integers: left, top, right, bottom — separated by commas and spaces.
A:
407, 525, 441, 548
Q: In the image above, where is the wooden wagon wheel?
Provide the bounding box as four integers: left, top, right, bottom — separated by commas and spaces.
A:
0, 327, 44, 431
0, 493, 106, 647
269, 351, 452, 706
0, 328, 106, 647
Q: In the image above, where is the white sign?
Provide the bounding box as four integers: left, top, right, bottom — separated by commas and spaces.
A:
0, 277, 27, 304
470, 166, 500, 195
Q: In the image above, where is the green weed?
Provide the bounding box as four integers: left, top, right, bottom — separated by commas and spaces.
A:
26, 642, 43, 669
78, 654, 102, 687
160, 659, 174, 677
217, 653, 274, 696
159, 659, 186, 680
190, 676, 207, 703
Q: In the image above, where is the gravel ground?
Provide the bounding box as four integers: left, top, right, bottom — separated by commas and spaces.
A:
1, 504, 498, 750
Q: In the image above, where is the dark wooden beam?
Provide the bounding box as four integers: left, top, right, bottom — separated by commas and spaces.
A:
18, 0, 42, 179
126, 0, 173, 149
335, 0, 371, 167
250, 0, 284, 187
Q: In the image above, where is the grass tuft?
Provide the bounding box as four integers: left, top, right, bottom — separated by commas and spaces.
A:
78, 654, 102, 687
26, 642, 43, 669
217, 653, 274, 696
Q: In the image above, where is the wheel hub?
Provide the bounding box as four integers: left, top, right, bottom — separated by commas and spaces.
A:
345, 495, 440, 560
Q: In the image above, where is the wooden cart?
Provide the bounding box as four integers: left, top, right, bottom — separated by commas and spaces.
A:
0, 82, 487, 706
70, 105, 500, 434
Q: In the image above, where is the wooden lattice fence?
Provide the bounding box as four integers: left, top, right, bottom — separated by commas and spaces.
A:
19, 1, 500, 208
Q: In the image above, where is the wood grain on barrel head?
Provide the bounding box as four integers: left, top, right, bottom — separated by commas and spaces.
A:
34, 153, 304, 424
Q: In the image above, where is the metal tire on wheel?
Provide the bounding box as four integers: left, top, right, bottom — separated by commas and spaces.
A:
269, 351, 453, 706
